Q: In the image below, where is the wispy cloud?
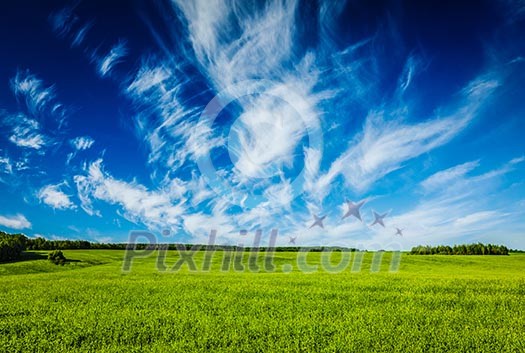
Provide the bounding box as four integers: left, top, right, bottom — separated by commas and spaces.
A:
421, 157, 524, 194
49, 6, 78, 37
6, 114, 48, 150
70, 136, 94, 151
421, 161, 480, 192
0, 152, 29, 181
38, 183, 76, 210
369, 157, 525, 249
125, 59, 199, 169
74, 159, 186, 228
71, 21, 93, 47
313, 74, 500, 195
174, 0, 298, 90
0, 214, 32, 230
49, 5, 94, 48
228, 78, 323, 180
173, 0, 325, 181
263, 179, 294, 210
133, 55, 223, 184
453, 211, 501, 227
124, 0, 329, 211
67, 136, 95, 165
0, 155, 13, 175
127, 64, 172, 94
398, 55, 421, 93
376, 198, 514, 249
10, 70, 57, 118
98, 40, 128, 77
9, 70, 67, 129
510, 156, 525, 165
303, 147, 323, 200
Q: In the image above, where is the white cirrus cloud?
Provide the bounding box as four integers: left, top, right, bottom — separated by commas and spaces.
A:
8, 70, 68, 132
0, 214, 32, 230
74, 159, 187, 229
70, 136, 95, 151
227, 76, 323, 181
71, 21, 93, 47
453, 211, 501, 227
126, 59, 199, 169
174, 0, 297, 90
263, 179, 294, 210
6, 114, 48, 150
38, 183, 76, 210
361, 156, 525, 249
98, 40, 128, 77
173, 0, 326, 181
0, 156, 13, 175
127, 64, 172, 94
420, 157, 524, 197
125, 0, 329, 200
509, 156, 525, 165
10, 70, 58, 118
421, 161, 480, 192
311, 74, 500, 195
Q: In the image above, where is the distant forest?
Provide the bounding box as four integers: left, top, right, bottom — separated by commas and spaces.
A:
0, 231, 517, 263
1, 231, 358, 262
410, 243, 509, 255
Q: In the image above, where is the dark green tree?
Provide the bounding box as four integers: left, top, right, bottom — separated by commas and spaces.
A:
48, 250, 67, 265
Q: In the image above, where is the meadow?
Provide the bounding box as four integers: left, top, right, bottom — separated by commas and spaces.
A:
1, 250, 524, 352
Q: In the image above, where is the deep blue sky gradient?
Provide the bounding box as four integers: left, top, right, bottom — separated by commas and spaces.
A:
0, 0, 524, 248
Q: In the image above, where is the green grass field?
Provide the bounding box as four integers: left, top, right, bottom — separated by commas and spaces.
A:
1, 250, 524, 352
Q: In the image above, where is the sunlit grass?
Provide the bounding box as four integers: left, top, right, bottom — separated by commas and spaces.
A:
1, 250, 524, 352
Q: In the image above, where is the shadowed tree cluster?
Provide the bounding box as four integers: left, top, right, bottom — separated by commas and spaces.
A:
0, 231, 27, 262
410, 243, 509, 255
48, 250, 67, 265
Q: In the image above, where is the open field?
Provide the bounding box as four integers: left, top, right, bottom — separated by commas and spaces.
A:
1, 250, 524, 352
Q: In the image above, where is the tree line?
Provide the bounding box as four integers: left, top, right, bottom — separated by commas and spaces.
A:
0, 231, 27, 262
3, 231, 515, 262
1, 231, 362, 262
25, 238, 359, 252
410, 243, 509, 255
0, 232, 128, 262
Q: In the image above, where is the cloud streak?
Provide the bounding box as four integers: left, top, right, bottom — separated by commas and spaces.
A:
311, 74, 500, 195
421, 161, 480, 192
10, 70, 60, 119
6, 114, 47, 150
0, 214, 32, 230
70, 136, 94, 151
0, 156, 12, 175
98, 40, 128, 77
74, 159, 186, 229
38, 183, 76, 210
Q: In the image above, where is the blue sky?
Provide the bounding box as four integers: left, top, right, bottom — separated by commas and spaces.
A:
0, 0, 524, 249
